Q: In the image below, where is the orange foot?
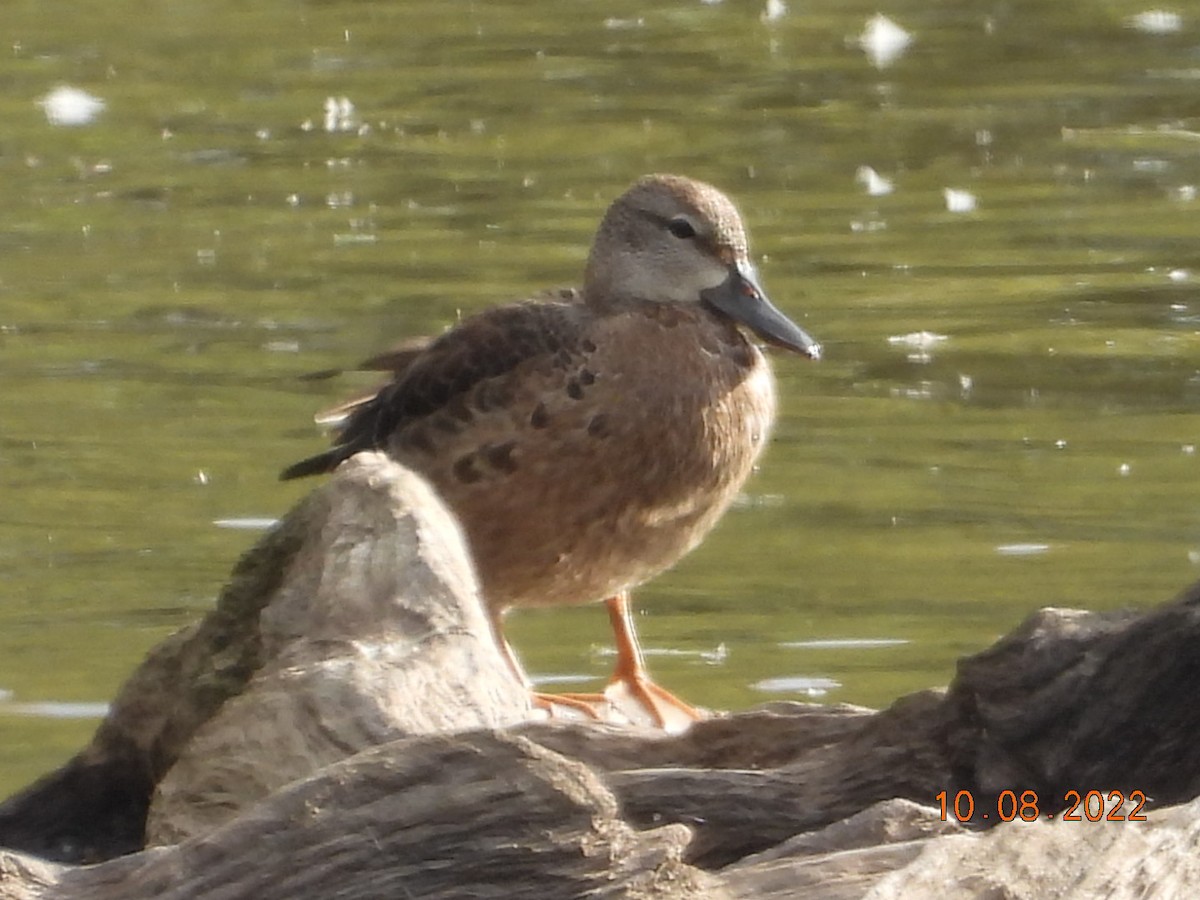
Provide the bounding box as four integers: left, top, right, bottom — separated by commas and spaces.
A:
602, 672, 704, 733
532, 681, 703, 731
492, 594, 708, 732
531, 691, 607, 721
598, 592, 707, 733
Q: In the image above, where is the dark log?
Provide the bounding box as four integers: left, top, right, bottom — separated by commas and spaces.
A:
946, 591, 1200, 820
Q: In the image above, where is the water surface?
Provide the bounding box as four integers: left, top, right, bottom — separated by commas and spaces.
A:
3, 0, 1200, 793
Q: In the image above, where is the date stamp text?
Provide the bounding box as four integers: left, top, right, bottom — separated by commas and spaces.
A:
935, 789, 1148, 823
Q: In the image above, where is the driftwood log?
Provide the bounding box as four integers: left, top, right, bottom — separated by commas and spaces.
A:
2, 452, 1200, 898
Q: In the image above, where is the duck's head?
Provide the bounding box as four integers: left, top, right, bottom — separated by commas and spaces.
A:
584, 174, 821, 360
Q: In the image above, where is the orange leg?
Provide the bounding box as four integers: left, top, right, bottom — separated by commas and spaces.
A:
492, 612, 605, 720
598, 592, 704, 730
492, 595, 705, 729
492, 621, 531, 688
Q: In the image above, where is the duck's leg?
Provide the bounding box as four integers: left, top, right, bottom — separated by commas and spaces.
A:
491, 597, 704, 728
491, 611, 605, 720
599, 591, 704, 730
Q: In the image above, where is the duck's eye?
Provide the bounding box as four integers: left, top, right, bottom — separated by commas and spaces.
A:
667, 217, 697, 240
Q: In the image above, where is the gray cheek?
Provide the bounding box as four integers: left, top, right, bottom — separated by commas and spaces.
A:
697, 268, 729, 293
674, 253, 728, 296
619, 248, 729, 303
624, 266, 694, 303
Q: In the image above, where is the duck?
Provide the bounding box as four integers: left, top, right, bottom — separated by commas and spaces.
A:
281, 174, 821, 729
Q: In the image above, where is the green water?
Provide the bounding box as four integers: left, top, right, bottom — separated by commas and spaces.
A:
4, 0, 1200, 794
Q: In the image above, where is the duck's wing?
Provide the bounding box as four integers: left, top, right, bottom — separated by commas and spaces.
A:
280, 290, 584, 481
310, 336, 433, 428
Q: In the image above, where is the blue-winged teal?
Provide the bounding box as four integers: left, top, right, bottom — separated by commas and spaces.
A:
282, 174, 820, 728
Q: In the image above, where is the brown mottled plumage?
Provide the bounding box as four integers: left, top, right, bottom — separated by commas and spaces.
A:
282, 174, 820, 728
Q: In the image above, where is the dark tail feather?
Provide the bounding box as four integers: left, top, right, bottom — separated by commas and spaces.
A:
279, 446, 355, 481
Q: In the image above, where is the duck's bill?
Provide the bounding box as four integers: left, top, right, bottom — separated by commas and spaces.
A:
701, 264, 822, 360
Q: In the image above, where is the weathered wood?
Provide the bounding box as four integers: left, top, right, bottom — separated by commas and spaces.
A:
3, 733, 720, 900
0, 454, 531, 860
719, 799, 964, 900
946, 589, 1200, 820
4, 454, 1200, 898
145, 455, 533, 844
511, 695, 953, 866
855, 794, 1200, 900
600, 692, 952, 867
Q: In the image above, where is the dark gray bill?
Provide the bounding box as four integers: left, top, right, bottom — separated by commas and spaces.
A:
701, 264, 821, 359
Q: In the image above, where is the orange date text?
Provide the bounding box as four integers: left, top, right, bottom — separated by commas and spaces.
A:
934, 789, 1148, 823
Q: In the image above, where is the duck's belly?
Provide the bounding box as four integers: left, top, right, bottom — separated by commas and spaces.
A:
394, 332, 777, 612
